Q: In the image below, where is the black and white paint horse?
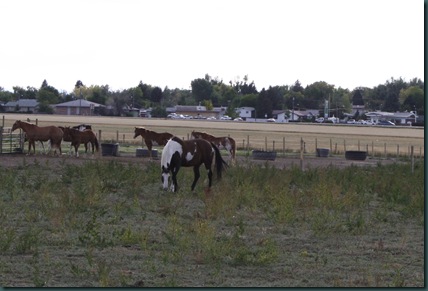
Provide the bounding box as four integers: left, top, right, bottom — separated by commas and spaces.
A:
161, 136, 228, 192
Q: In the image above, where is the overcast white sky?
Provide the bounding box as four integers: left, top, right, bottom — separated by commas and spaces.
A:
0, 0, 424, 93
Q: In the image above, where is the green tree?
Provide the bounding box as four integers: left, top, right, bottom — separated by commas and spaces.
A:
13, 86, 37, 99
191, 78, 213, 104
0, 87, 14, 103
303, 81, 334, 109
256, 89, 273, 118
150, 86, 163, 103
400, 86, 424, 114
37, 80, 60, 111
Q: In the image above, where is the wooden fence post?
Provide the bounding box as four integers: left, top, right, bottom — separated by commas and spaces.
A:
384, 143, 386, 158
329, 138, 332, 155
397, 145, 399, 159
300, 138, 304, 170
411, 145, 414, 173
116, 130, 119, 142
265, 136, 267, 151
283, 137, 285, 157
372, 141, 374, 159
0, 126, 3, 154
98, 130, 102, 142
246, 135, 249, 155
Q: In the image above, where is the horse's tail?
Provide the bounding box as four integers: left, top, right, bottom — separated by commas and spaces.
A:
211, 142, 228, 179
94, 135, 100, 152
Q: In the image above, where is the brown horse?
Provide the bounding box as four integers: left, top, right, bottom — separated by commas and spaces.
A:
190, 130, 236, 163
59, 126, 92, 155
11, 120, 63, 155
161, 136, 228, 192
61, 127, 99, 157
134, 127, 173, 158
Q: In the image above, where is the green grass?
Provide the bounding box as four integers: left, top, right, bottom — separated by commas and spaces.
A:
0, 159, 424, 287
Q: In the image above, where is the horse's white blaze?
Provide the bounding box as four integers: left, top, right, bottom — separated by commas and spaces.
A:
161, 139, 183, 190
162, 172, 169, 189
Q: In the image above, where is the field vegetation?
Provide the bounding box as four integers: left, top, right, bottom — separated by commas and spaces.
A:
0, 156, 424, 287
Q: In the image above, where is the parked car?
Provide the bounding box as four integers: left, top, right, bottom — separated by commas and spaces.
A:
234, 117, 243, 121
206, 116, 217, 120
377, 120, 395, 126
315, 117, 324, 123
220, 115, 232, 120
266, 118, 276, 122
346, 119, 356, 124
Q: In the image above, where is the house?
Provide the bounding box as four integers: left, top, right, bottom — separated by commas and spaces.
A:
365, 111, 417, 125
170, 105, 224, 119
289, 110, 319, 122
272, 110, 288, 122
3, 99, 39, 113
53, 99, 104, 115
235, 107, 254, 119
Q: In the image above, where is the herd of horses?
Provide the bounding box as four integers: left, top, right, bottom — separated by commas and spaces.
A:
10, 120, 237, 192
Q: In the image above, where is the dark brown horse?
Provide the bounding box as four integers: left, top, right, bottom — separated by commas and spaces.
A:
134, 127, 173, 158
190, 130, 236, 163
161, 136, 228, 192
59, 126, 92, 155
11, 120, 63, 155
61, 127, 99, 157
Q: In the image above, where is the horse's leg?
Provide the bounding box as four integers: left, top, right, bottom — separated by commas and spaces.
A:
146, 140, 153, 160
191, 166, 201, 191
171, 167, 179, 192
73, 142, 79, 157
27, 139, 32, 155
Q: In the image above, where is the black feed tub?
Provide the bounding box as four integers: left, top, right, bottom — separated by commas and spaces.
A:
101, 143, 119, 156
316, 148, 330, 157
345, 150, 367, 161
136, 148, 158, 158
252, 150, 277, 161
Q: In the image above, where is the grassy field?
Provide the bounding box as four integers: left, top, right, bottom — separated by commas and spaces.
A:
1, 113, 425, 158
0, 155, 424, 287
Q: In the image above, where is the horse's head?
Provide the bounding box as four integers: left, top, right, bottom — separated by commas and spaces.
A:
161, 137, 183, 191
134, 127, 145, 139
11, 120, 21, 132
190, 130, 199, 139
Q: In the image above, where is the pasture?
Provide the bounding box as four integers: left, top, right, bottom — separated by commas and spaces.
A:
0, 114, 425, 287
1, 113, 424, 158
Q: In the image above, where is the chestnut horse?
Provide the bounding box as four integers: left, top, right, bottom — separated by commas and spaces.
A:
61, 127, 99, 157
11, 120, 63, 155
59, 125, 93, 155
134, 127, 173, 158
190, 130, 236, 163
161, 136, 228, 192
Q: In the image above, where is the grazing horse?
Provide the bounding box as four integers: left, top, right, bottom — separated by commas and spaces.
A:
190, 130, 236, 163
61, 127, 99, 157
11, 120, 63, 155
59, 125, 93, 155
161, 136, 228, 192
134, 127, 173, 158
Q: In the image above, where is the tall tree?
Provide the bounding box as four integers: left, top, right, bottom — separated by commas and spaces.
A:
191, 78, 213, 104
150, 86, 163, 103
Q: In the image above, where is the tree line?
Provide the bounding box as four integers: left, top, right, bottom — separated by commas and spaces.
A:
0, 75, 424, 118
